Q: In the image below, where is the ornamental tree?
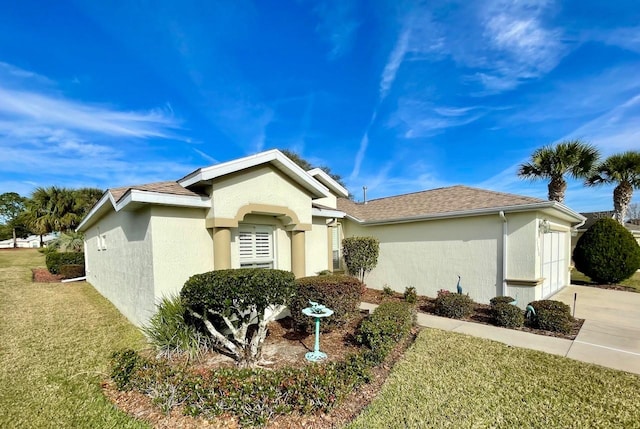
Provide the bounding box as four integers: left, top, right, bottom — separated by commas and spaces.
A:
573, 218, 640, 284
342, 236, 380, 283
180, 268, 296, 368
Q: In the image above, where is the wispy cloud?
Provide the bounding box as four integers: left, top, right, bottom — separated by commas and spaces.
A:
392, 100, 486, 138
380, 25, 411, 99
0, 63, 198, 195
313, 0, 360, 60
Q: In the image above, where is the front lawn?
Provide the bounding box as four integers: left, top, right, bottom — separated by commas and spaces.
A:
349, 328, 640, 428
0, 249, 148, 429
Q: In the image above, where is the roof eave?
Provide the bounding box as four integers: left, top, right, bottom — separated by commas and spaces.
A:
77, 190, 210, 232
344, 201, 586, 226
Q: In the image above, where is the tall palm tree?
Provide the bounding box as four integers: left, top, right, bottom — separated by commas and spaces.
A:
586, 151, 640, 224
518, 140, 600, 203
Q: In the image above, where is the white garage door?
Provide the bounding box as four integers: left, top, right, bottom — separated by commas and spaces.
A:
541, 231, 567, 298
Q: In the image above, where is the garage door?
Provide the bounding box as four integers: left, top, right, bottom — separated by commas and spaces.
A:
541, 231, 567, 298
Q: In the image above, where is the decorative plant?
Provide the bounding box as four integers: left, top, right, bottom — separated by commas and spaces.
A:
342, 236, 380, 283
180, 268, 296, 368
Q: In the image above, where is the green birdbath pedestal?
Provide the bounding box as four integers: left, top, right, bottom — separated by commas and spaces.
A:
302, 301, 334, 362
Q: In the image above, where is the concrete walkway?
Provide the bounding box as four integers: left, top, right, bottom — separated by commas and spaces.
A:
360, 290, 640, 375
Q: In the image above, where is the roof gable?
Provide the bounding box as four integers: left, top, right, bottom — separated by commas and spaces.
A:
179, 149, 331, 199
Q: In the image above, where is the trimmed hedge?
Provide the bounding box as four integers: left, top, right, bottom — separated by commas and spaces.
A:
46, 251, 84, 274
492, 303, 524, 328
59, 264, 85, 279
489, 296, 516, 307
356, 301, 415, 364
529, 300, 574, 334
290, 274, 363, 332
434, 293, 474, 319
573, 218, 640, 284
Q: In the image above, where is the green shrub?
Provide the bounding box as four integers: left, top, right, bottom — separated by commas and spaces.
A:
573, 218, 640, 284
181, 268, 296, 367
356, 301, 414, 364
342, 236, 380, 283
45, 251, 84, 274
290, 274, 363, 332
109, 349, 147, 390
142, 295, 211, 360
404, 286, 417, 304
529, 300, 574, 333
59, 264, 85, 279
382, 284, 395, 297
491, 303, 524, 328
109, 348, 373, 428
434, 293, 474, 319
490, 296, 516, 307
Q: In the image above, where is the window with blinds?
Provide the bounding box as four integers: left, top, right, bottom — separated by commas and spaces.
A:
239, 225, 274, 268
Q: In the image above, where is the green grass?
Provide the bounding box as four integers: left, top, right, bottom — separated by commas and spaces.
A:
572, 269, 640, 292
348, 329, 640, 429
0, 249, 149, 429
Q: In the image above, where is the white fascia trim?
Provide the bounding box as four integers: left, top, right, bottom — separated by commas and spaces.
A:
76, 190, 210, 232
178, 149, 331, 198
346, 202, 586, 226
116, 190, 210, 211
306, 168, 349, 198
76, 192, 117, 232
312, 207, 346, 218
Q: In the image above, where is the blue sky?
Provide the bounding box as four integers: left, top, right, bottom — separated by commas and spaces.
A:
1, 0, 639, 212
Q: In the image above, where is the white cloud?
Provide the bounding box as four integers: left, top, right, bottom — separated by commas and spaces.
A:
380, 25, 411, 99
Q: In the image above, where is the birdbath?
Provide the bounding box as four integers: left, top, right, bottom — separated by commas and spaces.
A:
302, 300, 334, 362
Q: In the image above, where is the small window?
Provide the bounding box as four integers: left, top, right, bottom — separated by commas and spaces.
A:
239, 225, 274, 268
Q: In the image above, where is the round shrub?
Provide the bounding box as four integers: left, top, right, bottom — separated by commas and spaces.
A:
573, 218, 640, 284
434, 293, 474, 319
529, 300, 574, 334
290, 274, 363, 332
491, 303, 524, 328
489, 296, 516, 307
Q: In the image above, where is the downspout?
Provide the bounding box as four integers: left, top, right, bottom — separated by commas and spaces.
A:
499, 211, 508, 296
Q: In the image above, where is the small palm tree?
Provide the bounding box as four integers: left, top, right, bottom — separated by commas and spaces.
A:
586, 151, 640, 224
518, 140, 600, 203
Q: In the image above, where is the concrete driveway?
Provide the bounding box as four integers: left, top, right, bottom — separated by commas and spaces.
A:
552, 285, 640, 374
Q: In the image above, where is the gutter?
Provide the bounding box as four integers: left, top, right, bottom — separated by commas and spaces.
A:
499, 211, 508, 296
342, 201, 585, 226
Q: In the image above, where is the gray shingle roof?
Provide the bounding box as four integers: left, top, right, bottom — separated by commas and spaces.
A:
337, 185, 545, 222
109, 181, 203, 202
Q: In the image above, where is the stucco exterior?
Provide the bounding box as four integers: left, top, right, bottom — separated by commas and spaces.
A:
79, 150, 584, 326
84, 207, 156, 326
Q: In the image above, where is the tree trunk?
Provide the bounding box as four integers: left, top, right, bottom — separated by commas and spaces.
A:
12, 227, 17, 248
547, 177, 567, 203
39, 234, 43, 247
613, 182, 633, 225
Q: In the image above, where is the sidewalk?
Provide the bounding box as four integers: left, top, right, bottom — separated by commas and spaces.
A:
360, 302, 640, 375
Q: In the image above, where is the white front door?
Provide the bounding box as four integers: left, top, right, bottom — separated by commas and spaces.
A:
541, 231, 567, 298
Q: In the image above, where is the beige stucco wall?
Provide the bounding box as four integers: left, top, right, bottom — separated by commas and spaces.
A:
306, 217, 330, 275
84, 207, 155, 327
314, 194, 337, 209
343, 214, 505, 304
150, 206, 213, 300
210, 165, 313, 225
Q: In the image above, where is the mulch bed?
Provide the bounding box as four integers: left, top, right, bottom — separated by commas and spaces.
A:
362, 289, 584, 340
104, 315, 419, 429
32, 267, 63, 283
